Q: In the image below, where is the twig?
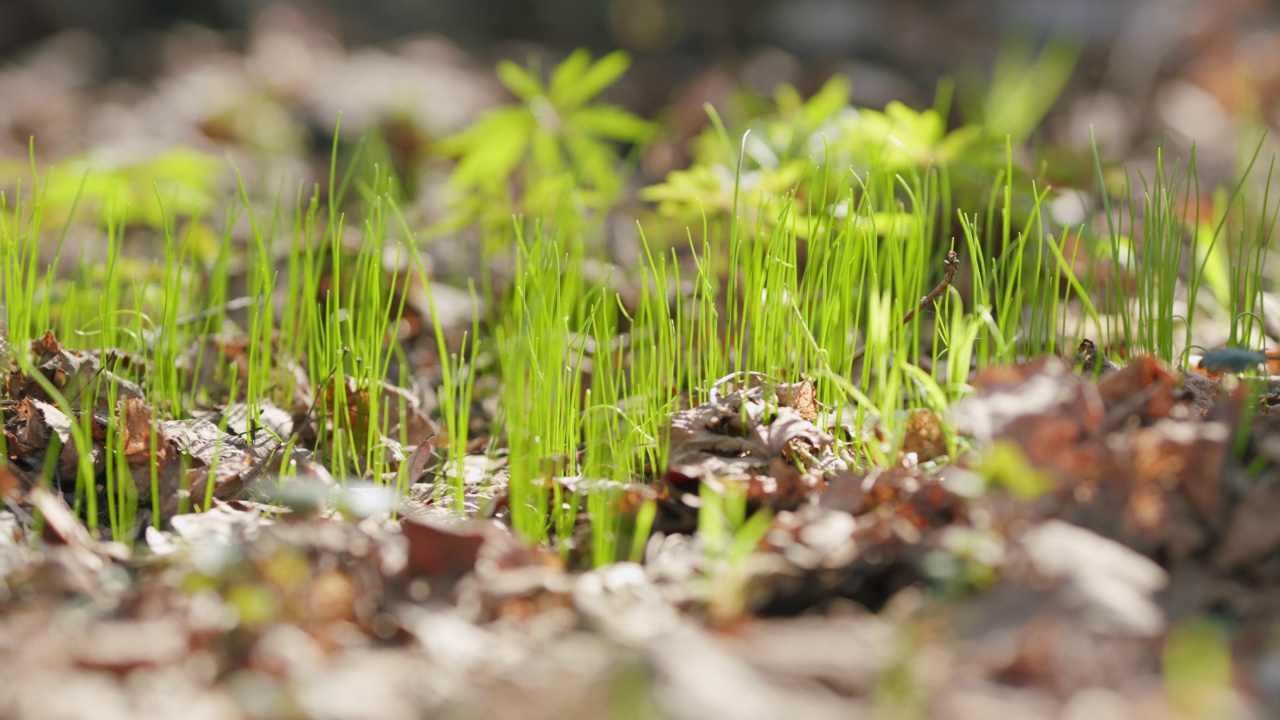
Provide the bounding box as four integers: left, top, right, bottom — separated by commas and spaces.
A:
709, 370, 780, 402
852, 249, 960, 364
174, 295, 261, 329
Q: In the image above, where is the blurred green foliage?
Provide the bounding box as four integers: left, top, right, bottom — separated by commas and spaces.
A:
41, 147, 223, 229
963, 35, 1080, 146
640, 75, 1003, 239
435, 49, 656, 234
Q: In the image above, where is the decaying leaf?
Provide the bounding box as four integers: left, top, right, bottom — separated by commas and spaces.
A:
400, 517, 490, 591
1095, 355, 1177, 427
403, 434, 436, 485
1075, 338, 1119, 377
14, 332, 145, 413
1020, 520, 1168, 636
902, 407, 947, 463
951, 357, 1104, 478
664, 380, 838, 510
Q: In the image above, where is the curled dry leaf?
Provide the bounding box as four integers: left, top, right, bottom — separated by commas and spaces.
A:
161, 416, 260, 510
664, 381, 837, 509
1075, 338, 1119, 377
403, 435, 436, 485
5, 398, 54, 459
16, 332, 144, 413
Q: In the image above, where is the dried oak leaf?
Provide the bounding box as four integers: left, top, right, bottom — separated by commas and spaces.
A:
118, 397, 184, 509
665, 393, 769, 484
4, 398, 83, 487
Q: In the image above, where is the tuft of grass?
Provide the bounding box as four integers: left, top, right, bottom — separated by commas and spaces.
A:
7, 47, 1280, 572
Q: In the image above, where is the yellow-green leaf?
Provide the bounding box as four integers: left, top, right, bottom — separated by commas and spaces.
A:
571, 105, 655, 143
496, 60, 543, 101
801, 76, 852, 127
548, 49, 593, 105
558, 50, 631, 109
447, 121, 530, 190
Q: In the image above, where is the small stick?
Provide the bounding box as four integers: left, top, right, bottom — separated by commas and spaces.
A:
852, 249, 959, 364
175, 296, 261, 329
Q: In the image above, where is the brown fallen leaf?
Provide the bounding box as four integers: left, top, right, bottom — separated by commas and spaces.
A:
951, 357, 1104, 479
15, 331, 144, 414
0, 465, 23, 501
403, 433, 436, 485
1177, 371, 1221, 417
399, 517, 489, 591
902, 407, 947, 463
1095, 355, 1177, 426
664, 383, 837, 506
776, 380, 820, 424
1075, 338, 1119, 377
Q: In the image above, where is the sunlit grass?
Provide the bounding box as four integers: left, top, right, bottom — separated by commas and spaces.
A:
0, 67, 1277, 565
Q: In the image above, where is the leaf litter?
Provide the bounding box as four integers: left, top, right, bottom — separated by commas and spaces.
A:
6, 323, 1280, 718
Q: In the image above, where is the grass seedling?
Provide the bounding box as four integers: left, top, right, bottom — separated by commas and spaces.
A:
9, 45, 1280, 582
499, 219, 590, 544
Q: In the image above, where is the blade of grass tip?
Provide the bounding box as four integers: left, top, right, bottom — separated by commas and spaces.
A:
703, 103, 736, 167
1089, 128, 1118, 234
1202, 137, 1267, 345
628, 498, 657, 563
1242, 156, 1277, 348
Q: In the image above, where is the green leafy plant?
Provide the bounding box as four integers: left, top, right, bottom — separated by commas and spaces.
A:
436, 49, 656, 234
641, 76, 1002, 239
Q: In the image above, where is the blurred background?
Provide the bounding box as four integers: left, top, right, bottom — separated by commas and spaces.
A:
1, 0, 1278, 182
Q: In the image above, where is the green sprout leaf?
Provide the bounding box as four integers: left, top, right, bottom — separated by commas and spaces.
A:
437, 49, 654, 232
496, 60, 545, 101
